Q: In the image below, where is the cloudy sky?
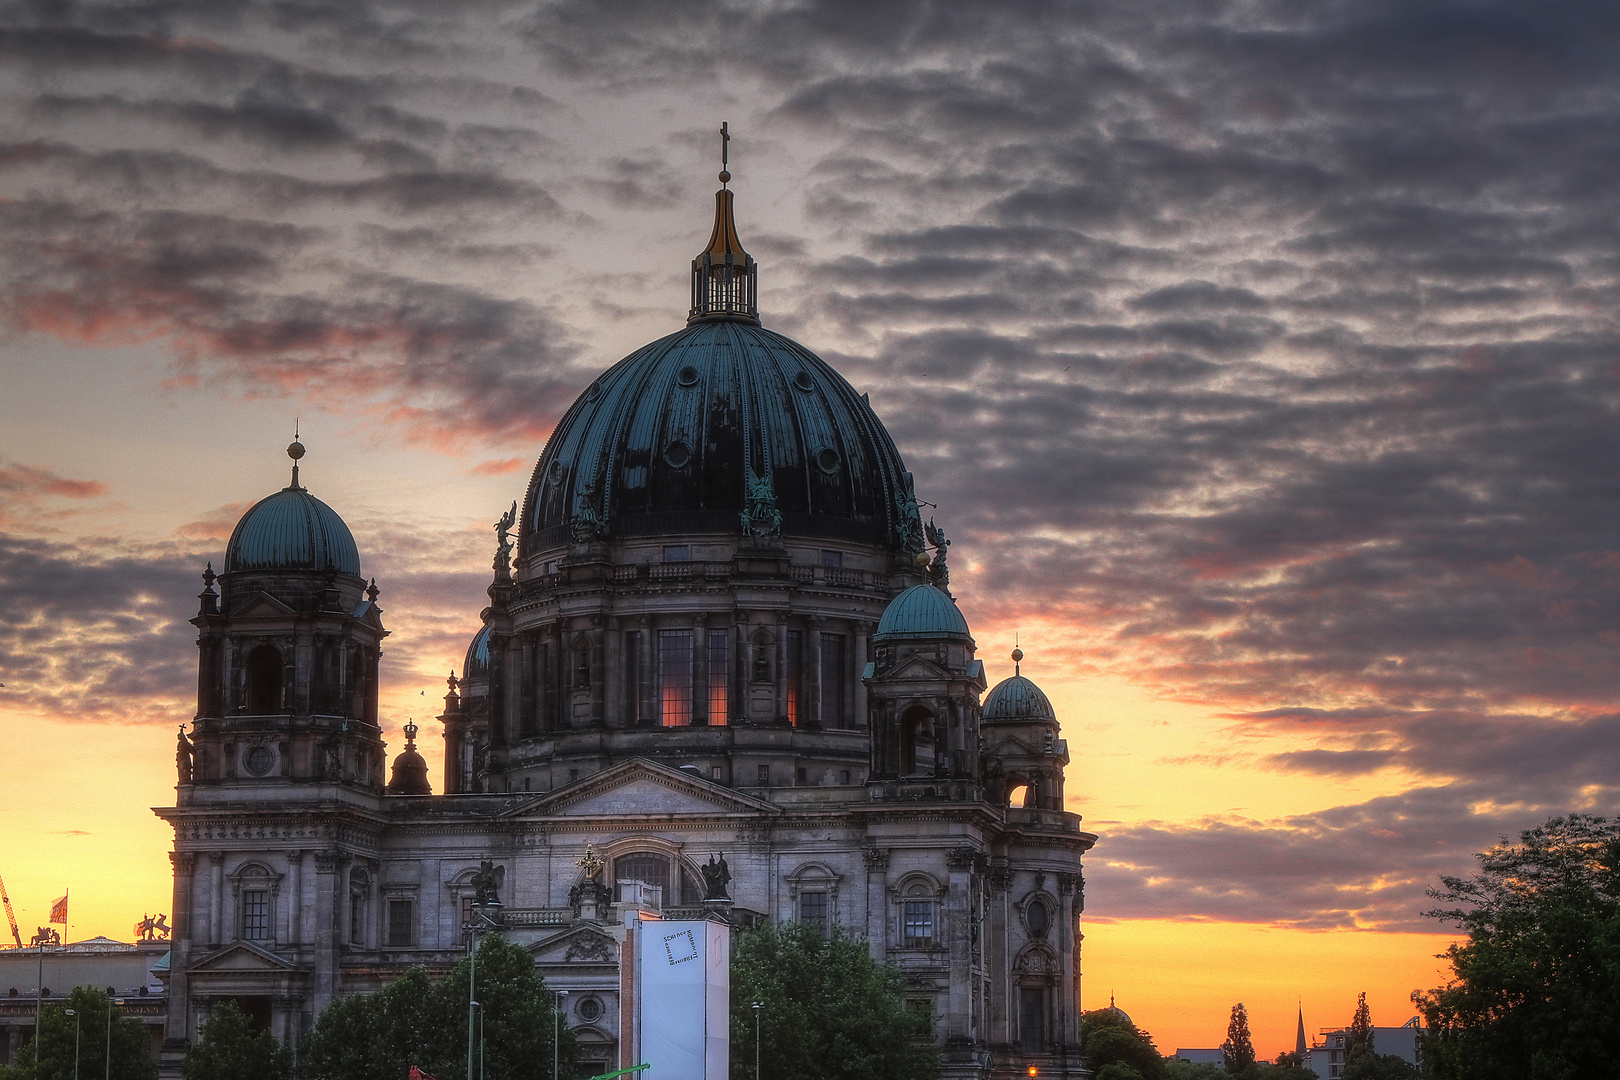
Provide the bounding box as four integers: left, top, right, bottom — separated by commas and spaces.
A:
5, 0, 1620, 1055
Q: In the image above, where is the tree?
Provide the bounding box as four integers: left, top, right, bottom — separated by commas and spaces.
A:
1412, 814, 1620, 1080
1220, 1003, 1255, 1073
183, 999, 290, 1080
301, 935, 578, 1080
1345, 992, 1374, 1063
729, 922, 936, 1080
1080, 1008, 1164, 1080
1341, 1053, 1418, 1080
0, 987, 157, 1080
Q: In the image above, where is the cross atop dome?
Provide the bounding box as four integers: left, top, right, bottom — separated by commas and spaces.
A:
689, 121, 759, 324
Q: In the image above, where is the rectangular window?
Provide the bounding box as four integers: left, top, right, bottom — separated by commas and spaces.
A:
758, 764, 770, 786
908, 998, 934, 1038
662, 545, 690, 562
1019, 987, 1045, 1052
903, 900, 933, 947
624, 631, 641, 726
387, 900, 413, 947
820, 550, 843, 567
241, 890, 270, 941
800, 891, 828, 937
349, 891, 364, 944
659, 629, 693, 726
819, 633, 846, 728
786, 630, 803, 726
707, 628, 728, 725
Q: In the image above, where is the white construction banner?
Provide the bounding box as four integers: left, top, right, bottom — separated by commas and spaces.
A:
635, 919, 729, 1080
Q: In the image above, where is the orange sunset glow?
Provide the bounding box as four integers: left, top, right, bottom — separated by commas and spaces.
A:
4, 2, 1619, 1071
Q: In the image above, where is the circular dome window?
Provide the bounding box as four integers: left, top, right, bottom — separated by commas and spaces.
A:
677, 365, 701, 387
577, 997, 604, 1022
815, 446, 841, 474
245, 746, 275, 776
792, 370, 814, 392
584, 380, 601, 401
547, 459, 567, 486
664, 441, 693, 469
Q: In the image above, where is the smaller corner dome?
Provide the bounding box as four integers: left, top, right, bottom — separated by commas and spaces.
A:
875, 584, 972, 642
463, 624, 492, 683
982, 674, 1055, 722
224, 487, 361, 576
387, 746, 432, 796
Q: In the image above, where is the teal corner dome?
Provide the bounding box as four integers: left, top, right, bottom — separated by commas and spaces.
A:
463, 624, 492, 682
982, 673, 1055, 722
223, 444, 362, 576
874, 583, 972, 642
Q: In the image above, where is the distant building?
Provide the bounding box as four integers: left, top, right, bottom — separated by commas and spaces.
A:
1173, 1048, 1224, 1065
0, 938, 169, 1065
1305, 1020, 1421, 1078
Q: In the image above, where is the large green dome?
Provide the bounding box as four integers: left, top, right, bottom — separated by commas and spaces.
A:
224, 485, 361, 576
520, 319, 922, 555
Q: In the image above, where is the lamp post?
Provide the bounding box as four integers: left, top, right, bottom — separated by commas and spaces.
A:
64, 1007, 81, 1080
752, 1001, 763, 1080
553, 990, 568, 1080
106, 998, 123, 1080
463, 899, 500, 1080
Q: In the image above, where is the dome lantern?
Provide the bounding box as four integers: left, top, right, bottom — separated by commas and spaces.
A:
688, 122, 758, 325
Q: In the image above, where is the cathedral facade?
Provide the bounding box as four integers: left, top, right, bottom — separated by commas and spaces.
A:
155, 173, 1097, 1080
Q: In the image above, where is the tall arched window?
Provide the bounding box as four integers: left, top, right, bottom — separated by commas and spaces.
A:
245, 644, 284, 714
899, 705, 935, 776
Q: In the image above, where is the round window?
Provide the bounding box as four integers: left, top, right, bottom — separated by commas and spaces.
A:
664, 441, 693, 468
577, 997, 603, 1022
792, 370, 814, 391
815, 447, 841, 474
245, 746, 274, 776
584, 379, 601, 401
677, 365, 701, 387
548, 458, 567, 486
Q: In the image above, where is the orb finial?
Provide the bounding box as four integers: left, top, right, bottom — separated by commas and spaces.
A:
1012, 644, 1023, 675
287, 419, 305, 488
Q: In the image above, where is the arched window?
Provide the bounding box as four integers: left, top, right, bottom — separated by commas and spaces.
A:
245, 644, 283, 714
899, 705, 935, 776
613, 851, 703, 905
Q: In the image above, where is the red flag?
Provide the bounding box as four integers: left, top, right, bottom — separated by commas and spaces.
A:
49, 893, 67, 925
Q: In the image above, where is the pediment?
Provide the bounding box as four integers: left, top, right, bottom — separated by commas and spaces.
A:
187, 941, 297, 973
504, 758, 780, 819
529, 924, 620, 964
228, 591, 295, 619
985, 734, 1044, 760
875, 653, 955, 683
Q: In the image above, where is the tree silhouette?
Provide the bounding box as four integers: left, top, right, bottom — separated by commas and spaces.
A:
1346, 992, 1374, 1062
1220, 1002, 1255, 1073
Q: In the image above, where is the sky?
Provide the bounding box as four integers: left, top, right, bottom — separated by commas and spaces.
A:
3, 0, 1620, 1058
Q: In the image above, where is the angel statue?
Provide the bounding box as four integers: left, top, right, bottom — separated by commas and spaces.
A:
492, 501, 517, 576
925, 517, 950, 588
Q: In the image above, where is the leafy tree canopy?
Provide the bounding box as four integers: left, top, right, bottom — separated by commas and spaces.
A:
1412, 814, 1620, 1080
301, 935, 578, 1080
0, 986, 157, 1080
1220, 1004, 1255, 1073
183, 999, 290, 1080
1346, 993, 1374, 1061
728, 922, 936, 1080
1340, 1053, 1418, 1080
1081, 1007, 1164, 1080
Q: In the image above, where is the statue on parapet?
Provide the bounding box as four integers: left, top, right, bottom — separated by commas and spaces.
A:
470, 860, 506, 908
700, 852, 732, 901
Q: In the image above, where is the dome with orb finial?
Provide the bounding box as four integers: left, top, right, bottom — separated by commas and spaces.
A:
223, 440, 361, 576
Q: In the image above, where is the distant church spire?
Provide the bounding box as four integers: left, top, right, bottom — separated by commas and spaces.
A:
1296, 1003, 1308, 1060
688, 121, 759, 324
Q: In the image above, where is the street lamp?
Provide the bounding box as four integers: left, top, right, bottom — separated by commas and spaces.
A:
106, 998, 123, 1080
752, 1001, 764, 1080
463, 899, 501, 1080
553, 990, 569, 1080
64, 1007, 81, 1080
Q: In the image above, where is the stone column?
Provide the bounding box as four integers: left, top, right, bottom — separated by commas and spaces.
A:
287, 851, 304, 946
1057, 873, 1080, 1050
311, 851, 342, 1015
861, 846, 889, 963
165, 852, 198, 1051
638, 617, 655, 727
852, 622, 871, 733
519, 634, 536, 738
986, 866, 1012, 1048
208, 852, 224, 947
806, 617, 824, 730
693, 613, 709, 725
733, 609, 748, 726
294, 626, 313, 714
605, 617, 621, 727
774, 615, 788, 724
945, 850, 976, 1043
590, 616, 607, 728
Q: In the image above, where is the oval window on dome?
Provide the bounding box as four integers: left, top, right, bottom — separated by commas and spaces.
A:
815, 446, 841, 474
584, 379, 601, 401
664, 440, 693, 469
677, 365, 701, 387
547, 459, 567, 486
792, 370, 815, 392
1026, 898, 1051, 938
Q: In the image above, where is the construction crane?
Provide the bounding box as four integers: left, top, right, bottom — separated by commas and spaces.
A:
0, 871, 21, 948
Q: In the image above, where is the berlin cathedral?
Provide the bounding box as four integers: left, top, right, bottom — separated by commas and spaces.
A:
155, 162, 1097, 1080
